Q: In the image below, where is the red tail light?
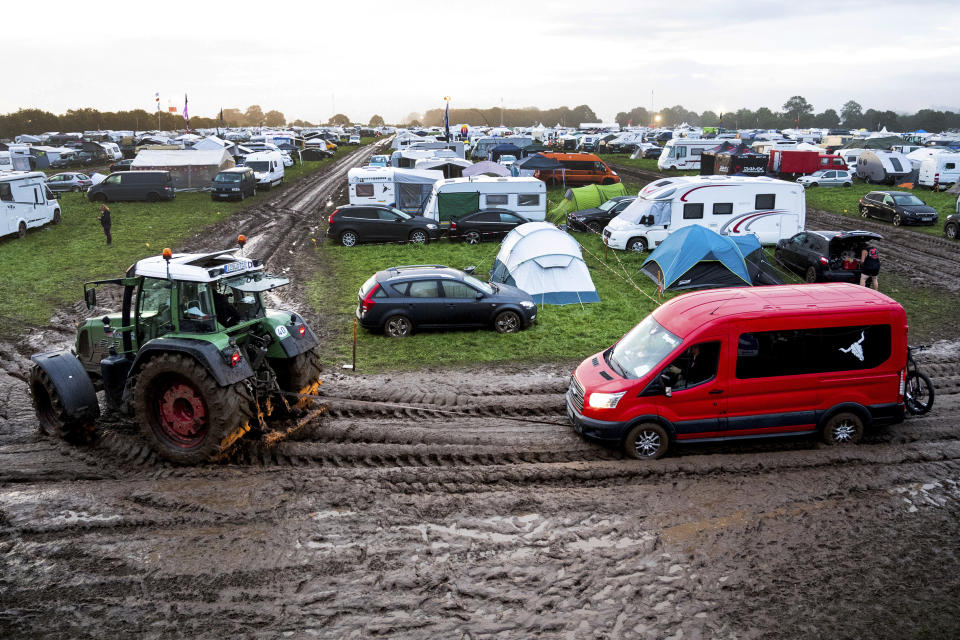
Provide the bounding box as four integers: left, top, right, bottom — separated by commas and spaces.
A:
361, 284, 380, 313
328, 209, 339, 224
298, 324, 306, 337
898, 369, 905, 401
450, 221, 457, 230
819, 256, 828, 265
230, 351, 241, 367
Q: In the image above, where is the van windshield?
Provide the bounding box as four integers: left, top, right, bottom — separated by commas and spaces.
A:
608, 315, 682, 379
246, 161, 269, 172
618, 200, 670, 225
215, 173, 241, 182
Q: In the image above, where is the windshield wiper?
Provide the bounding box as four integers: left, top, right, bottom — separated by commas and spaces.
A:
604, 348, 628, 378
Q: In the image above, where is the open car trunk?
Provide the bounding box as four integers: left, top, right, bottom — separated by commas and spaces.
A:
828, 231, 883, 273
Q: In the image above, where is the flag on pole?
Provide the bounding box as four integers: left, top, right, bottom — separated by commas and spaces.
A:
627, 119, 632, 127
443, 96, 450, 141
183, 94, 190, 131
219, 108, 224, 127
155, 92, 160, 112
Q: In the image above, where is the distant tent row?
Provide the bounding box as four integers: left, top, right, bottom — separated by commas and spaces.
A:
699, 142, 767, 176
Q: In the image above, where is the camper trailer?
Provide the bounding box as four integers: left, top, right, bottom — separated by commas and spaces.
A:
347, 167, 443, 213
856, 150, 911, 185
0, 171, 62, 239
657, 138, 719, 171
603, 175, 805, 252
421, 176, 547, 225
917, 153, 960, 189
244, 151, 285, 189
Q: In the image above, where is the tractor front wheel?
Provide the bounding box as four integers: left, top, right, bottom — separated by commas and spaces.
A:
133, 353, 252, 465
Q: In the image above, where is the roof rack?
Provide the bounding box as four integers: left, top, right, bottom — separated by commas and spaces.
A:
387, 264, 448, 272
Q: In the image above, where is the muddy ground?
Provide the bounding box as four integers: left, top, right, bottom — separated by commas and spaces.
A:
2, 153, 960, 639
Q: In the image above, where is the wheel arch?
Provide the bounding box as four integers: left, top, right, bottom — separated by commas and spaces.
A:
818, 402, 872, 431
620, 414, 676, 444
130, 338, 254, 388
30, 351, 100, 423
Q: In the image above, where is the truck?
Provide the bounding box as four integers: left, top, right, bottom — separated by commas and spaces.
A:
28, 239, 323, 465
769, 150, 846, 178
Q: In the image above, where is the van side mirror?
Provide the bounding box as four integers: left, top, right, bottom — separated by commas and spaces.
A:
84, 288, 96, 309
660, 373, 672, 397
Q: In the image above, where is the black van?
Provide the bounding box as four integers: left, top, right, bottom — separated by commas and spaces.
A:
211, 167, 257, 201
87, 171, 174, 203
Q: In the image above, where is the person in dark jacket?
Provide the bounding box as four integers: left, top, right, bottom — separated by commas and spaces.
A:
98, 204, 112, 245
860, 244, 880, 290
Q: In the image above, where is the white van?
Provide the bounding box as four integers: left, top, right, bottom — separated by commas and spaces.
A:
657, 138, 720, 171
421, 176, 547, 225
0, 171, 62, 239
837, 148, 869, 172
603, 175, 805, 252
918, 153, 960, 189
244, 151, 284, 189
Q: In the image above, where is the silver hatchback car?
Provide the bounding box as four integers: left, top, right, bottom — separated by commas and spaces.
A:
797, 169, 853, 188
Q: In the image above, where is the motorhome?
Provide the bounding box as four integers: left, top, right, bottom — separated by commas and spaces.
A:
347, 167, 443, 213
657, 138, 721, 171
603, 175, 805, 252
917, 153, 960, 189
421, 176, 547, 225
578, 135, 599, 152
244, 151, 284, 189
0, 171, 62, 239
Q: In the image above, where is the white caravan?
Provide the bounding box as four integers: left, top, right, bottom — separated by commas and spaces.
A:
837, 147, 870, 171
244, 151, 284, 189
918, 153, 960, 189
100, 142, 123, 161
657, 138, 720, 171
0, 171, 62, 239
603, 175, 805, 252
421, 176, 547, 225
347, 167, 443, 213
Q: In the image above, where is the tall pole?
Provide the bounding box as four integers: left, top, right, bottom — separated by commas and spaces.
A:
500, 97, 504, 127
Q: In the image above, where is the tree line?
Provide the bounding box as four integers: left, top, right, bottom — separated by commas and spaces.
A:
418, 105, 599, 128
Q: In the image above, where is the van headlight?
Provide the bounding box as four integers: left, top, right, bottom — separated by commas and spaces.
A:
588, 391, 625, 409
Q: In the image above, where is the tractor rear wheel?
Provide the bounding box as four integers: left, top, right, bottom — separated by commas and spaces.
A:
270, 346, 323, 414
29, 365, 94, 443
132, 353, 252, 465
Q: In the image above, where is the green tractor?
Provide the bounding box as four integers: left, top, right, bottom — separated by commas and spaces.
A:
29, 238, 323, 464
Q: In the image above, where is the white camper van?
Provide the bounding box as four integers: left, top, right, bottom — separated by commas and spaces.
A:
422, 176, 547, 226
347, 167, 443, 213
0, 171, 62, 239
657, 138, 719, 171
244, 151, 284, 189
603, 175, 805, 252
918, 153, 960, 189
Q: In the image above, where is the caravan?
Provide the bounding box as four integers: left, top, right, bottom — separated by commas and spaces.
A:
856, 150, 911, 185
657, 139, 720, 171
602, 175, 805, 252
421, 176, 547, 225
917, 153, 960, 189
347, 167, 443, 214
0, 171, 62, 239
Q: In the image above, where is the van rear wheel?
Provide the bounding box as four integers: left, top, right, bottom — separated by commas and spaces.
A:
624, 423, 669, 459
17, 221, 26, 238
146, 192, 160, 202
821, 412, 864, 445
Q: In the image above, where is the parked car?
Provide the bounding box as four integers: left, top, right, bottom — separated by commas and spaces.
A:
499, 154, 517, 168
279, 152, 294, 168
641, 144, 663, 159
211, 167, 257, 201
45, 172, 93, 192
566, 196, 636, 233
87, 170, 175, 203
349, 135, 361, 145
109, 159, 135, 172
945, 207, 959, 240
368, 155, 389, 167
797, 169, 853, 188
859, 191, 939, 226
448, 209, 529, 244
327, 204, 440, 246
356, 265, 537, 337
774, 230, 884, 283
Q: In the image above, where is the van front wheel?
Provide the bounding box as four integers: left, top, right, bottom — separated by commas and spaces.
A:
821, 412, 864, 445
627, 237, 647, 253
624, 423, 669, 460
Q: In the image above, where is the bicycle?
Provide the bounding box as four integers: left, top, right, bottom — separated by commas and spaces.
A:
905, 345, 935, 415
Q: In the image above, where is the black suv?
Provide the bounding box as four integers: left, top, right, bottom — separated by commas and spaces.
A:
774, 230, 883, 282
327, 205, 440, 246
357, 265, 537, 337
859, 191, 939, 226
567, 196, 636, 233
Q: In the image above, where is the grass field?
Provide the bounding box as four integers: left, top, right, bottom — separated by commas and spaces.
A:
0, 150, 349, 335
803, 182, 956, 237
307, 227, 669, 372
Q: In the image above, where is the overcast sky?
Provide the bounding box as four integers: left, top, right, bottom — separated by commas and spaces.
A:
9, 0, 960, 125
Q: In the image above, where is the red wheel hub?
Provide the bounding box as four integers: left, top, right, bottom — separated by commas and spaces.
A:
157, 382, 208, 447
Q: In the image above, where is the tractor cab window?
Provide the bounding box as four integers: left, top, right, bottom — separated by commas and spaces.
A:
213, 280, 265, 327
178, 281, 216, 333
137, 277, 174, 343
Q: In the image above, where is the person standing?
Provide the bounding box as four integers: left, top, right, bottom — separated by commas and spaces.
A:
98, 204, 112, 245
860, 243, 880, 290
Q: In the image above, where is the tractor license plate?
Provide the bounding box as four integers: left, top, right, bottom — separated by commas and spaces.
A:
223, 260, 254, 274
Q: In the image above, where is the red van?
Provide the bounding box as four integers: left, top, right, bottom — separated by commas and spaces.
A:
567, 284, 907, 459
534, 152, 621, 185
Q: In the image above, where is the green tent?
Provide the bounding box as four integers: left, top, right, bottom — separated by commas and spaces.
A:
548, 183, 628, 222
842, 136, 903, 150
437, 191, 480, 222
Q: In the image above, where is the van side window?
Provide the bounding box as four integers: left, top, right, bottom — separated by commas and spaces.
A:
713, 203, 733, 215
683, 203, 704, 219
755, 194, 776, 210
518, 194, 540, 207
662, 341, 721, 390
676, 146, 687, 159
736, 325, 892, 379
355, 183, 374, 197
946, 162, 956, 170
